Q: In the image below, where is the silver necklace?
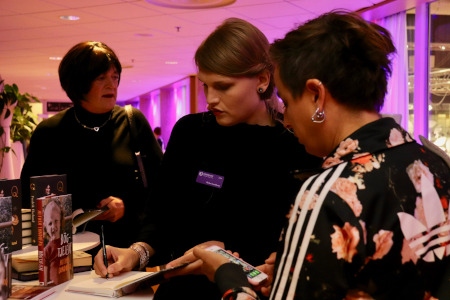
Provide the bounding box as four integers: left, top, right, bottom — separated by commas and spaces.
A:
74, 109, 113, 132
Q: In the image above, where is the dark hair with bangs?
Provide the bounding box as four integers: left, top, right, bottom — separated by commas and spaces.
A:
270, 10, 396, 112
58, 41, 122, 105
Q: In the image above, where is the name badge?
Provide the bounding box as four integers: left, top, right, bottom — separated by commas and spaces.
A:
196, 171, 224, 189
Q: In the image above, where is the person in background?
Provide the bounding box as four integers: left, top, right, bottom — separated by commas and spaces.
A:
153, 126, 164, 152
20, 41, 163, 255
169, 10, 450, 300
94, 17, 322, 300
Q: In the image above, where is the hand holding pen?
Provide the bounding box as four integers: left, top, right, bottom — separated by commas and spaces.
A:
101, 225, 109, 279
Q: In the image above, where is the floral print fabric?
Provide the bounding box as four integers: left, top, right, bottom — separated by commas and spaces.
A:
269, 117, 450, 300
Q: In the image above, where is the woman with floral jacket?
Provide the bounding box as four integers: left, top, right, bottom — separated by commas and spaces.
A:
170, 10, 450, 300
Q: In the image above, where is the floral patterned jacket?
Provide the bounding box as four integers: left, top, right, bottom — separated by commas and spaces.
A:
218, 117, 450, 300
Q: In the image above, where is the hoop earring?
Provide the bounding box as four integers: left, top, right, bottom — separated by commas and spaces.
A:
258, 88, 264, 94
311, 108, 325, 123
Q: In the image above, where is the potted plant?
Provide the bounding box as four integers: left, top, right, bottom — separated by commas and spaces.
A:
0, 80, 40, 177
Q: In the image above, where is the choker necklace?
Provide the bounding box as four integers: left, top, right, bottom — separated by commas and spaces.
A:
74, 109, 113, 132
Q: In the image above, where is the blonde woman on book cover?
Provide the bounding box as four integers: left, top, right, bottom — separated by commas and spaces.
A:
20, 41, 163, 254
165, 10, 450, 300
43, 199, 69, 285
93, 17, 322, 300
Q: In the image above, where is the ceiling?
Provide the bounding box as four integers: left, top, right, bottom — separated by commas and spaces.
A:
0, 0, 423, 102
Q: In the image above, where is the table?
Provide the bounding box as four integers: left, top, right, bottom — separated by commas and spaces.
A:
10, 271, 155, 299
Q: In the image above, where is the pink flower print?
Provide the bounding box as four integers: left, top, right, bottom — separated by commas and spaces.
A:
331, 222, 360, 262
330, 178, 363, 217
372, 229, 394, 259
388, 128, 405, 147
323, 156, 343, 169
406, 160, 434, 193
336, 138, 359, 157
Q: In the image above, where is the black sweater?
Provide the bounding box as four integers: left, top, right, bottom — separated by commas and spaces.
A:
20, 105, 163, 249
140, 112, 322, 300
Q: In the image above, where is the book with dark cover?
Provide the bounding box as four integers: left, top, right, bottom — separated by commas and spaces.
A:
37, 194, 73, 286
0, 179, 22, 251
29, 174, 67, 246
0, 196, 13, 299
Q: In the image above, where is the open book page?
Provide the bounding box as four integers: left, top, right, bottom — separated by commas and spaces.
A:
65, 262, 190, 298
72, 207, 108, 234
65, 269, 157, 298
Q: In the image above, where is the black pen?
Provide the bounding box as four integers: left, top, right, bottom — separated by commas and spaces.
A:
101, 225, 109, 279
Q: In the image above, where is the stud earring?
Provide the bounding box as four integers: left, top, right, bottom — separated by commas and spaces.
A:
258, 88, 264, 93
311, 108, 325, 123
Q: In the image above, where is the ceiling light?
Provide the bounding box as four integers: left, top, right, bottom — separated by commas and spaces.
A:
146, 0, 235, 9
60, 15, 80, 21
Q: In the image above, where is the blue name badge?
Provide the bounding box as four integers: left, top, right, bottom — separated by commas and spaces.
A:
196, 171, 224, 189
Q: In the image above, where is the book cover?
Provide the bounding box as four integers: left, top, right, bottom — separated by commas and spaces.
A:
0, 179, 22, 251
37, 194, 73, 286
0, 196, 13, 299
72, 207, 108, 234
29, 174, 67, 246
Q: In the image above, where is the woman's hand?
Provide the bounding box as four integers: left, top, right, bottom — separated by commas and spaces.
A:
93, 245, 139, 278
254, 252, 276, 296
96, 196, 124, 222
163, 241, 225, 279
192, 246, 230, 282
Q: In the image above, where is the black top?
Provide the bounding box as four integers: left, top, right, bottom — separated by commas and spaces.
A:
21, 105, 163, 249
139, 112, 323, 300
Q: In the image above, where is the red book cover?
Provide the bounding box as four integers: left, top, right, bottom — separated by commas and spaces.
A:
37, 194, 73, 286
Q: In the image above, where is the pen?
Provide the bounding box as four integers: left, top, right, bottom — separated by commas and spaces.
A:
101, 225, 109, 279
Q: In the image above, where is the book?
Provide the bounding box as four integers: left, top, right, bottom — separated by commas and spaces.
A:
22, 209, 31, 222
22, 229, 32, 238
29, 174, 67, 246
22, 221, 31, 230
66, 263, 189, 298
9, 284, 55, 299
0, 196, 13, 299
22, 237, 31, 246
12, 265, 92, 282
0, 179, 22, 251
12, 250, 91, 274
71, 207, 108, 234
65, 270, 157, 298
36, 194, 73, 286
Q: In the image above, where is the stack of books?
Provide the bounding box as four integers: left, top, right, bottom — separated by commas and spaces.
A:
21, 209, 32, 247
12, 250, 92, 281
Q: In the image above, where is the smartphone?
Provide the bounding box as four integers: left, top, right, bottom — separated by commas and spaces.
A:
205, 245, 268, 284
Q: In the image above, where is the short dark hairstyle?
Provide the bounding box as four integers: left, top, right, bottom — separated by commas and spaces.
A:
153, 127, 161, 135
58, 41, 122, 106
270, 10, 396, 112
